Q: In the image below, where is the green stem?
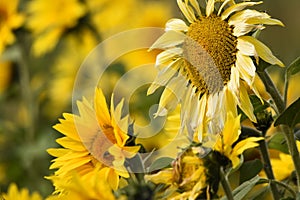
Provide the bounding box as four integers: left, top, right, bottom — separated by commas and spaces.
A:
220, 166, 234, 200
271, 179, 297, 199
283, 69, 289, 106
258, 138, 281, 200
15, 31, 37, 142
281, 125, 300, 192
17, 48, 36, 142
257, 70, 285, 113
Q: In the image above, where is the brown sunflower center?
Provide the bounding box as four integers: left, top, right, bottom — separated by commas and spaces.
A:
0, 7, 8, 23
182, 15, 237, 94
89, 125, 117, 166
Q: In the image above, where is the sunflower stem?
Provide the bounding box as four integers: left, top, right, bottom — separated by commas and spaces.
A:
220, 166, 234, 200
257, 70, 285, 114
283, 69, 289, 106
16, 44, 36, 142
281, 125, 300, 192
258, 136, 281, 200
271, 179, 297, 199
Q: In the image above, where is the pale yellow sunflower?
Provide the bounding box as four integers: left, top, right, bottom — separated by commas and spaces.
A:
26, 0, 86, 56
1, 183, 42, 200
0, 0, 24, 54
205, 112, 263, 168
47, 88, 140, 193
148, 0, 284, 142
145, 147, 207, 199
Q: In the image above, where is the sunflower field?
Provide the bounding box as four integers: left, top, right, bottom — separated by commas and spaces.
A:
1, 0, 300, 199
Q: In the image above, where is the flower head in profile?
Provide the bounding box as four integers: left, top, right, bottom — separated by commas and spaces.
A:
206, 112, 263, 169
145, 147, 207, 199
47, 88, 140, 193
0, 0, 24, 54
148, 0, 284, 142
1, 183, 42, 200
26, 0, 86, 56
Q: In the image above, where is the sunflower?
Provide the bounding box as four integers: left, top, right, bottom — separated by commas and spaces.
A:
0, 0, 24, 54
145, 147, 207, 199
1, 183, 42, 200
46, 169, 115, 200
26, 0, 86, 56
47, 88, 140, 193
206, 112, 263, 169
148, 0, 284, 142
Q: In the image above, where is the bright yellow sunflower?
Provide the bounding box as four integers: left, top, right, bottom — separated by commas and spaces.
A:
46, 168, 115, 200
148, 0, 284, 142
47, 88, 140, 193
1, 183, 42, 200
26, 0, 86, 56
0, 0, 24, 54
145, 147, 207, 199
205, 112, 263, 168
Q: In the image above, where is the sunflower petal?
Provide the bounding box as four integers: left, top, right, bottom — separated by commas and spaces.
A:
166, 19, 189, 32
246, 17, 284, 27
177, 0, 196, 23
155, 48, 183, 68
149, 30, 185, 51
238, 82, 257, 123
221, 1, 262, 20
240, 36, 284, 67
148, 59, 181, 95
189, 0, 201, 16
206, 0, 215, 17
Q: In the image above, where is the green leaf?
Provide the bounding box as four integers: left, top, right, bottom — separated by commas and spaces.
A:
268, 132, 289, 154
239, 159, 263, 183
221, 176, 261, 200
287, 56, 300, 76
250, 95, 270, 113
274, 98, 300, 128
251, 186, 269, 200
149, 157, 174, 172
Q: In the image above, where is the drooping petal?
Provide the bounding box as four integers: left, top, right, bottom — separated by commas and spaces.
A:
155, 48, 183, 68
221, 1, 262, 20
246, 17, 284, 27
148, 60, 182, 96
238, 82, 257, 122
149, 30, 186, 51
155, 77, 186, 116
236, 51, 256, 77
239, 36, 284, 67
237, 37, 256, 56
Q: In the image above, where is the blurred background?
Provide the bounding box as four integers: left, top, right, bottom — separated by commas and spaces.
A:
0, 0, 299, 197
